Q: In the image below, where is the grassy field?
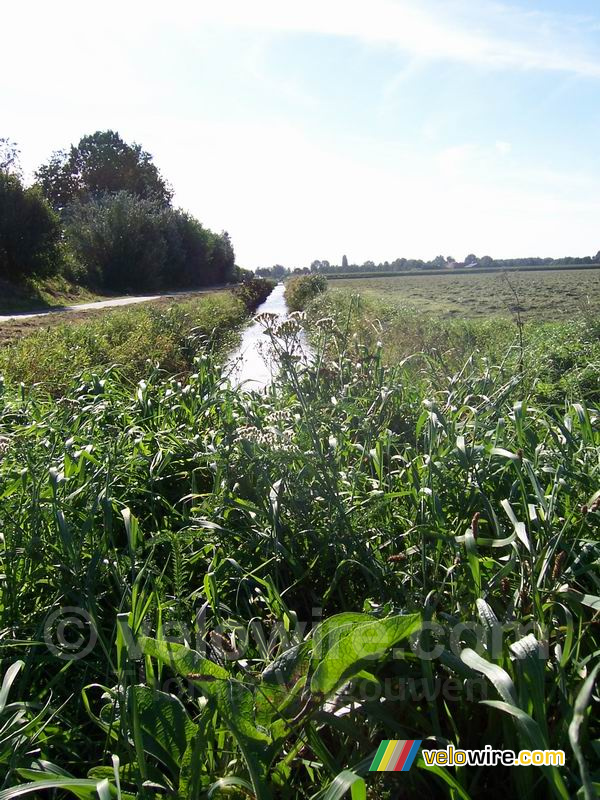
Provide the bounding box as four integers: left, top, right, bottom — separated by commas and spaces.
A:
0, 280, 274, 390
0, 276, 109, 314
329, 268, 600, 319
0, 289, 230, 347
0, 292, 247, 391
0, 281, 598, 799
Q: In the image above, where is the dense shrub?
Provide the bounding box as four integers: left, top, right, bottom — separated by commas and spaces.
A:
163, 210, 216, 288
232, 276, 275, 310
1, 133, 238, 298
284, 272, 327, 310
0, 172, 62, 281
0, 322, 598, 797
65, 192, 235, 292
65, 192, 167, 291
0, 291, 247, 389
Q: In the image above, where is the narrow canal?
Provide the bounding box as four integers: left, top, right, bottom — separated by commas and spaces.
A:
226, 283, 310, 390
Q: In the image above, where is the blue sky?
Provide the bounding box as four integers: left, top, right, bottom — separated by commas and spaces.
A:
3, 0, 600, 268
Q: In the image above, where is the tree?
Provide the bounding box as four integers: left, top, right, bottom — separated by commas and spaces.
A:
341, 254, 348, 270
270, 264, 287, 279
0, 172, 62, 282
464, 253, 478, 266
0, 138, 21, 177
65, 192, 169, 292
36, 130, 172, 211
208, 231, 236, 285
66, 193, 235, 292
161, 209, 216, 288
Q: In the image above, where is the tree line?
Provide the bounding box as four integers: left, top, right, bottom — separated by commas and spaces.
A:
0, 132, 237, 292
255, 264, 309, 279
309, 252, 600, 274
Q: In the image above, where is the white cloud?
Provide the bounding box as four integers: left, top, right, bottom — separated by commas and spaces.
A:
186, 0, 600, 78
13, 0, 595, 79
495, 140, 512, 155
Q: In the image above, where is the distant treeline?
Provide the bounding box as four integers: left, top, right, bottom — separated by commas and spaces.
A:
308, 253, 600, 274
254, 254, 600, 281
0, 132, 239, 293
256, 264, 310, 279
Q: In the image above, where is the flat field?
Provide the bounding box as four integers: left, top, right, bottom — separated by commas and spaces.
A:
330, 267, 600, 319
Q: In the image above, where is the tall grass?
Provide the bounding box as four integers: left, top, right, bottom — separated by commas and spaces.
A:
0, 304, 598, 798
0, 293, 248, 391
308, 289, 600, 403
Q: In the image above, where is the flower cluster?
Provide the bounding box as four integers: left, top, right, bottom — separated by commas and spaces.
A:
235, 408, 299, 452
0, 436, 10, 459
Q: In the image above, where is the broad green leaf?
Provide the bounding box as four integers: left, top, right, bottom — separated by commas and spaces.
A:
311, 613, 374, 659
126, 686, 196, 779
310, 613, 421, 696
257, 642, 312, 725
134, 635, 273, 800
136, 635, 229, 681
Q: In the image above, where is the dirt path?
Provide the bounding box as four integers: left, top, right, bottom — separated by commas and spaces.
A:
0, 286, 227, 323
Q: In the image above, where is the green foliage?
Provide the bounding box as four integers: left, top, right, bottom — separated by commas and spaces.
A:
307, 288, 600, 403
0, 173, 62, 282
117, 611, 420, 799
0, 301, 598, 798
232, 277, 276, 311
285, 273, 327, 311
65, 193, 235, 292
0, 138, 21, 177
36, 130, 172, 211
1, 133, 236, 299
0, 292, 249, 390
256, 264, 292, 279
65, 192, 167, 292
164, 212, 231, 288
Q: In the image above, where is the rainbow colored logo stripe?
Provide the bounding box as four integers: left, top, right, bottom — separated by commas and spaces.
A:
369, 739, 422, 772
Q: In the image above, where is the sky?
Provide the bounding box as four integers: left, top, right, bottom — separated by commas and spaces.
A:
2, 0, 600, 269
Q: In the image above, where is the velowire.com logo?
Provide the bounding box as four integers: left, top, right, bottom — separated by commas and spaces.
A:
369, 740, 422, 772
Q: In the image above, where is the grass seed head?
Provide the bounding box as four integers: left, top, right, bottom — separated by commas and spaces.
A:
552, 550, 567, 582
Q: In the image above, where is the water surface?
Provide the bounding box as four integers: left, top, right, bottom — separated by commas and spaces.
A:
226, 283, 308, 390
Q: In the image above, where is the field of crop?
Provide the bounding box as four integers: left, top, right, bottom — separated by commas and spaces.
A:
0, 295, 598, 799
329, 268, 600, 319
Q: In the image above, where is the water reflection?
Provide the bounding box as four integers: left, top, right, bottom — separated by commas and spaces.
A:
226, 283, 310, 390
